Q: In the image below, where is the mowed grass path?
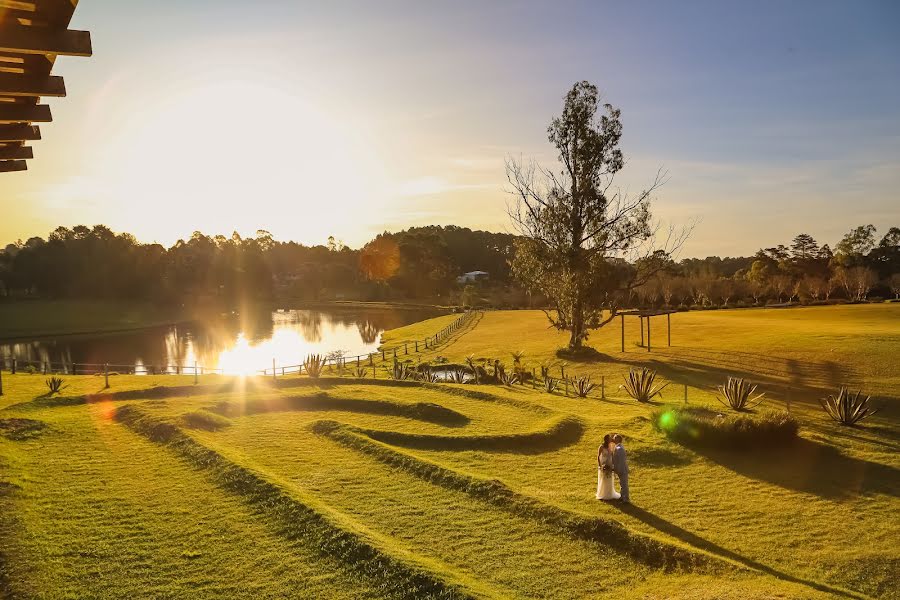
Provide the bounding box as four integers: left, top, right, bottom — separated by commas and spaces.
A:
1, 304, 898, 598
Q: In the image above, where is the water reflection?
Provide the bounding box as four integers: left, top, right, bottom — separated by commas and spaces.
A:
0, 307, 443, 375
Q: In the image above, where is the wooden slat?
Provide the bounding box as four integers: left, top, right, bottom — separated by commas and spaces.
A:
0, 123, 40, 140
0, 102, 50, 122
0, 159, 27, 172
0, 144, 31, 159
0, 22, 91, 56
0, 72, 64, 95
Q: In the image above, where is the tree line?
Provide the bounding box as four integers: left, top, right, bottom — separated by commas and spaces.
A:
0, 224, 516, 305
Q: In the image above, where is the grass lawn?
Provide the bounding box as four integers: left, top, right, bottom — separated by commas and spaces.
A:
1, 304, 897, 598
0, 300, 189, 339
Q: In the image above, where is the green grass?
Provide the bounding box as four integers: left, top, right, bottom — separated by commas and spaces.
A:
379, 313, 464, 348
0, 300, 189, 339
1, 304, 897, 598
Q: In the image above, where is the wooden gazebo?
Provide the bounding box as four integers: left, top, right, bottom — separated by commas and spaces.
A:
618, 309, 676, 352
0, 0, 91, 173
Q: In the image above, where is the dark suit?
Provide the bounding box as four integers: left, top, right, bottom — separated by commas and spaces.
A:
613, 444, 629, 502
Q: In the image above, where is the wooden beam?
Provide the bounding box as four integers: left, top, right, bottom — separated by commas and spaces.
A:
0, 144, 31, 159
0, 102, 50, 122
0, 22, 91, 57
0, 159, 27, 172
0, 123, 40, 140
0, 72, 65, 96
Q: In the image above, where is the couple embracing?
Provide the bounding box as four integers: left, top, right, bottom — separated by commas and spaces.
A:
596, 433, 629, 503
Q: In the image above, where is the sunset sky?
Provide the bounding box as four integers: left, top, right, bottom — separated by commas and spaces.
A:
3, 0, 899, 256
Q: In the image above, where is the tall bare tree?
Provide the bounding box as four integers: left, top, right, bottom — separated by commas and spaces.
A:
507, 81, 687, 350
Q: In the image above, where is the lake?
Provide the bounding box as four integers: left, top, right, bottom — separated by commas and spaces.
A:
0, 305, 445, 375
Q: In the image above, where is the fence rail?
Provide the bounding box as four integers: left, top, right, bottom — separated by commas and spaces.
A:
0, 310, 478, 380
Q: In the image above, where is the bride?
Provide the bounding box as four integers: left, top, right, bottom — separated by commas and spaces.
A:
596, 434, 621, 500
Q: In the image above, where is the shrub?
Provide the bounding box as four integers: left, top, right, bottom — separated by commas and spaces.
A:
544, 377, 559, 394
511, 350, 525, 368
447, 369, 467, 384
303, 354, 326, 379
622, 368, 668, 403
715, 377, 765, 411
419, 368, 441, 383
570, 376, 596, 398
353, 366, 368, 379
653, 406, 798, 449
820, 387, 879, 426
45, 376, 64, 394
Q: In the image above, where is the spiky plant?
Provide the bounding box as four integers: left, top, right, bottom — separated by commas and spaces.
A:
715, 377, 765, 411
465, 354, 479, 384
448, 368, 467, 384
498, 370, 519, 387
387, 360, 415, 381
303, 354, 326, 379
570, 376, 596, 398
820, 387, 879, 426
45, 376, 64, 394
544, 377, 559, 394
419, 368, 442, 383
622, 368, 668, 403
511, 350, 525, 367
353, 366, 368, 379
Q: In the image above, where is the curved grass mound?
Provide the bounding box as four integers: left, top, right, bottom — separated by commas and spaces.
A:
182, 410, 231, 431
113, 405, 503, 600
337, 414, 584, 453
214, 392, 469, 427
313, 420, 727, 573
652, 406, 799, 449
0, 418, 48, 440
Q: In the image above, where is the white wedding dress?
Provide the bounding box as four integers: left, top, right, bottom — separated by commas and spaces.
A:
596, 448, 621, 500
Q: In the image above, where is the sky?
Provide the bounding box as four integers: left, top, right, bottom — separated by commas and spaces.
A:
2, 0, 899, 257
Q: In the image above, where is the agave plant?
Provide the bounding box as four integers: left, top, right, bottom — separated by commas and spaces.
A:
511, 350, 525, 367
498, 370, 520, 387
387, 360, 416, 381
45, 376, 64, 394
570, 376, 596, 398
820, 387, 878, 426
419, 367, 442, 383
715, 377, 765, 411
353, 366, 368, 379
622, 368, 668, 403
303, 354, 326, 379
448, 368, 467, 384
544, 377, 559, 394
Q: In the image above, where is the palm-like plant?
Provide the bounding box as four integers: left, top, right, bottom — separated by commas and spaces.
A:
715, 377, 765, 411
622, 368, 668, 403
511, 350, 525, 368
448, 368, 467, 384
544, 377, 559, 394
820, 387, 878, 426
570, 376, 596, 398
353, 366, 368, 379
303, 354, 326, 379
45, 376, 64, 394
419, 367, 441, 383
388, 360, 415, 381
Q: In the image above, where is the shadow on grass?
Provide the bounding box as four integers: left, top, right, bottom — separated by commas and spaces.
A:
613, 503, 866, 599
693, 437, 900, 499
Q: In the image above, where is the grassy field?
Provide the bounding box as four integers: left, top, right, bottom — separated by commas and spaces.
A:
1, 304, 897, 598
0, 300, 190, 339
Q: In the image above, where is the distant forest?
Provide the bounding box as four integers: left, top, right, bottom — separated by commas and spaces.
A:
1, 223, 898, 308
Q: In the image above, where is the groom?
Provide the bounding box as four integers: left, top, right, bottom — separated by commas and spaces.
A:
612, 434, 630, 503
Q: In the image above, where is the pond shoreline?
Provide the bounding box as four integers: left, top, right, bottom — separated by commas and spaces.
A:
0, 299, 451, 342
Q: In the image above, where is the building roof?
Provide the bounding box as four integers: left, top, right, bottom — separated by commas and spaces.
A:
0, 0, 92, 173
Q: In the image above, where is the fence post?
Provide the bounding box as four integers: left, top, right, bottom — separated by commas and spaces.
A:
0, 366, 3, 396
565, 377, 569, 397
560, 365, 565, 380
72, 363, 76, 376
11, 358, 15, 375
684, 383, 688, 404
393, 348, 397, 359
405, 343, 408, 355
382, 349, 386, 361
647, 316, 651, 352
415, 341, 418, 352
194, 361, 198, 385
369, 353, 374, 366
105, 363, 110, 389
272, 359, 277, 383
601, 375, 605, 399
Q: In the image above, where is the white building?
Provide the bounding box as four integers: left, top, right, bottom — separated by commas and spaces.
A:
456, 271, 489, 284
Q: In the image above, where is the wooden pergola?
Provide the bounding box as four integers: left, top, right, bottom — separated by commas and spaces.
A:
618, 309, 676, 352
0, 0, 91, 173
